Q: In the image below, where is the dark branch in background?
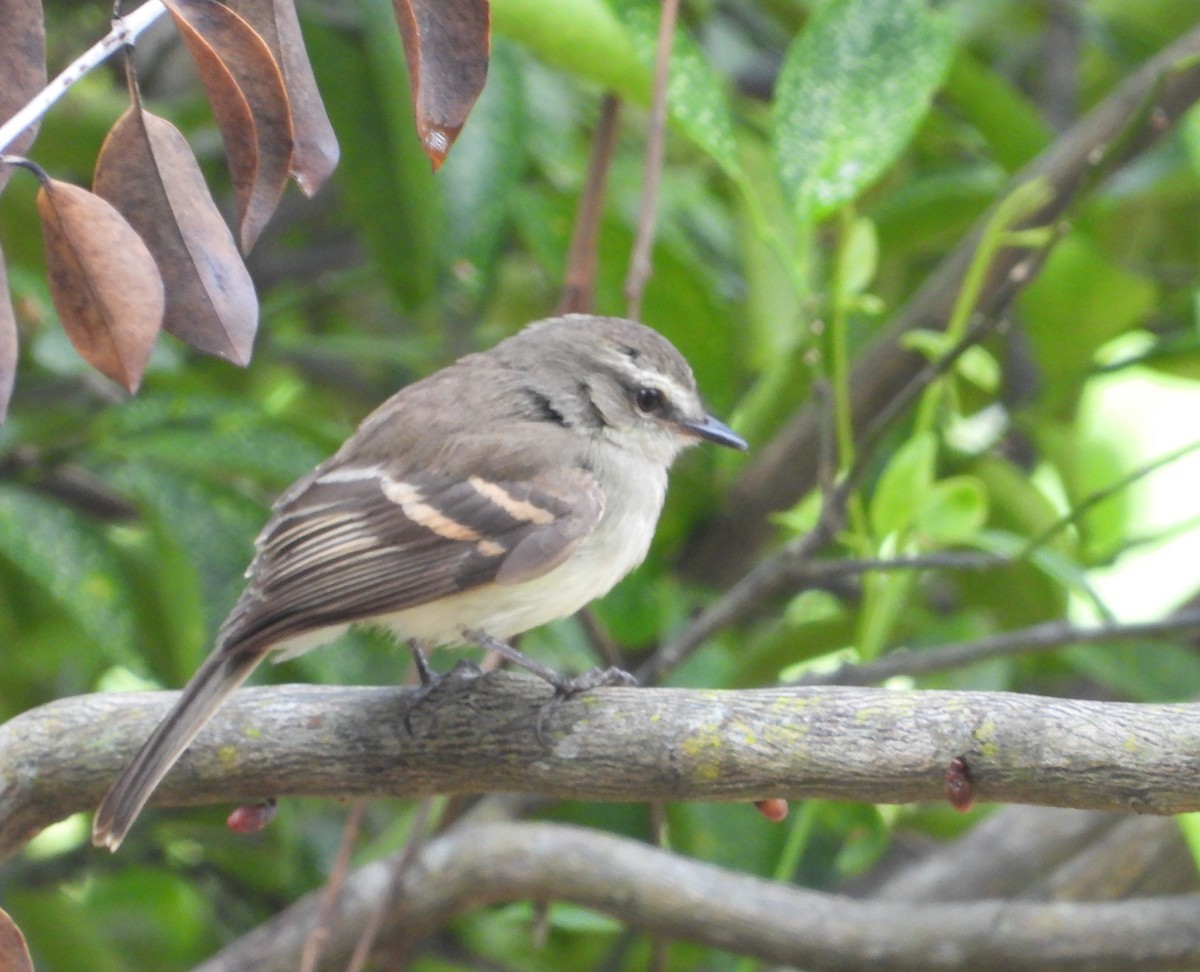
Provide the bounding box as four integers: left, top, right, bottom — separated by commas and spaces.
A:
191, 821, 1200, 972
624, 0, 679, 320
686, 23, 1200, 584
298, 799, 364, 972
802, 608, 1200, 686
9, 675, 1200, 860
557, 93, 622, 316
0, 446, 139, 521
345, 798, 433, 972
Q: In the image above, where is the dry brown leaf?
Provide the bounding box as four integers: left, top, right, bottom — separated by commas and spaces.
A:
37, 178, 164, 392
0, 246, 16, 422
391, 0, 490, 169
0, 0, 47, 193
225, 0, 339, 195
0, 906, 35, 972
94, 106, 258, 365
165, 0, 294, 251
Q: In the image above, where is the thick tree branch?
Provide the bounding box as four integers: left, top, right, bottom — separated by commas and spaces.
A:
5, 674, 1200, 860
193, 820, 1200, 972
685, 22, 1200, 583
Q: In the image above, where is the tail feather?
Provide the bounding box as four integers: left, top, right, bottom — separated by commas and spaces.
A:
92, 647, 263, 851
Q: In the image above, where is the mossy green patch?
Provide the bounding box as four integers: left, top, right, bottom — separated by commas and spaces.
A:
682, 729, 725, 782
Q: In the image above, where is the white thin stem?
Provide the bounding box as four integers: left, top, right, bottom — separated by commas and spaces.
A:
0, 0, 167, 157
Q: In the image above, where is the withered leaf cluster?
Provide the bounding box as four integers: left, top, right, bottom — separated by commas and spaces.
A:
0, 0, 493, 419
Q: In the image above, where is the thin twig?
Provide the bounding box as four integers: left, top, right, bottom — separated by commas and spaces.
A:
0, 1, 166, 155
805, 550, 1003, 579
624, 0, 679, 320
648, 800, 669, 972
299, 799, 367, 972
558, 94, 622, 316
346, 799, 434, 972
577, 609, 627, 670
1017, 436, 1200, 559
801, 607, 1200, 686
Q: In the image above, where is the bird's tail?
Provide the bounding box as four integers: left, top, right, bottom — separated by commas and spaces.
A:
92, 646, 262, 852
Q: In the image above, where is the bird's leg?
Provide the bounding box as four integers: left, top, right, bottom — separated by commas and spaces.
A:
463, 630, 638, 695
409, 640, 438, 686
464, 629, 637, 744
402, 640, 482, 735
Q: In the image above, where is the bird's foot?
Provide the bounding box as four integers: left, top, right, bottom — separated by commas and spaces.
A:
549, 665, 639, 696
403, 641, 482, 734
462, 630, 638, 743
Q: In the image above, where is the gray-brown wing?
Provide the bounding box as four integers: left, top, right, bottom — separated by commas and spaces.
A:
218, 463, 604, 653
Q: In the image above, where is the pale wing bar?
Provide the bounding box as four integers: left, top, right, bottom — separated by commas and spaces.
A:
218, 464, 603, 653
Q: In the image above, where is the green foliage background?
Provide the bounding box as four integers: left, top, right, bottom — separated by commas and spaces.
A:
5, 0, 1200, 968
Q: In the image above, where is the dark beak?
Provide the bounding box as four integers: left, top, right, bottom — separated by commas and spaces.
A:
679, 413, 748, 451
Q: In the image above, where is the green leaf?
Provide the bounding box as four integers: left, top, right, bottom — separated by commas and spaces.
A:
1178, 813, 1200, 874
838, 215, 879, 300
973, 529, 1097, 613
773, 0, 955, 222
102, 396, 328, 486
903, 329, 1000, 395
101, 465, 264, 662
0, 485, 135, 663
956, 346, 1001, 393
778, 644, 859, 682
915, 475, 988, 545
1065, 639, 1200, 702
901, 327, 953, 360
858, 568, 917, 662
772, 488, 823, 536
496, 0, 742, 178
1019, 234, 1158, 418
605, 0, 742, 178
871, 431, 937, 539
492, 0, 646, 101
872, 163, 1003, 257
942, 54, 1052, 172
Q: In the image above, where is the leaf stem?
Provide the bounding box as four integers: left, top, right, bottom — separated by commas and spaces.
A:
828, 207, 870, 550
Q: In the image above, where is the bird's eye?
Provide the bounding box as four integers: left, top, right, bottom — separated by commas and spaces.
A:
635, 386, 665, 413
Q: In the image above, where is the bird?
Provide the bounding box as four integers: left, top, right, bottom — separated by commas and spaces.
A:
92, 313, 747, 850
